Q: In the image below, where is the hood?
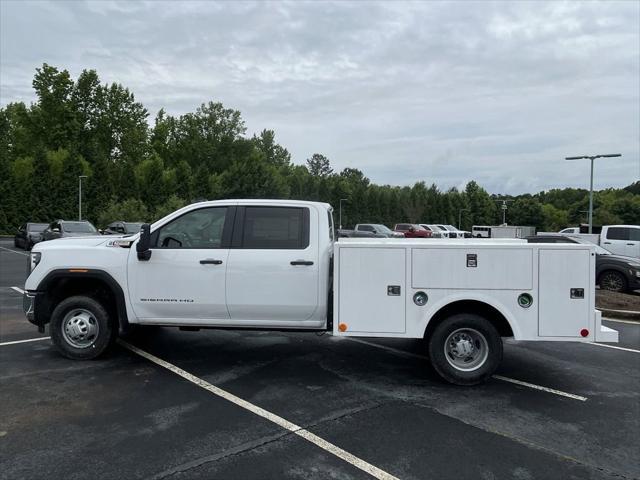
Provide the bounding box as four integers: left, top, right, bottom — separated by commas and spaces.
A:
34, 236, 110, 250
63, 231, 101, 237
599, 252, 640, 264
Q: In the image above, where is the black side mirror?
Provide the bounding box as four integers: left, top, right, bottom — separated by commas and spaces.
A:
137, 224, 152, 261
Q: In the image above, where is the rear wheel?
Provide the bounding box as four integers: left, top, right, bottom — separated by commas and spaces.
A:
50, 296, 116, 360
599, 270, 627, 293
427, 313, 502, 385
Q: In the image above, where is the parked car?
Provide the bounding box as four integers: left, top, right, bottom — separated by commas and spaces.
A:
436, 224, 471, 238
354, 224, 404, 238
42, 220, 99, 241
102, 221, 144, 235
393, 223, 432, 238
14, 223, 48, 250
559, 227, 579, 234
527, 235, 640, 293
600, 225, 640, 259
419, 224, 446, 238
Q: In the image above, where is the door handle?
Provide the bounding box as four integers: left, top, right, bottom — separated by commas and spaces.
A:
603, 242, 611, 244
200, 259, 223, 265
627, 243, 635, 246
290, 260, 314, 266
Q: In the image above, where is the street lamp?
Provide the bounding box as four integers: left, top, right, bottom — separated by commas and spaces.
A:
339, 198, 348, 230
565, 154, 622, 233
78, 175, 88, 221
494, 199, 513, 225
458, 208, 469, 230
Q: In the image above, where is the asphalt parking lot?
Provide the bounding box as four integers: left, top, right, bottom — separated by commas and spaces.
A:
1, 239, 639, 480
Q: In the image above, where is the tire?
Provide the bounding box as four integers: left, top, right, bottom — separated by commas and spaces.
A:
599, 270, 628, 293
427, 313, 502, 386
50, 295, 117, 360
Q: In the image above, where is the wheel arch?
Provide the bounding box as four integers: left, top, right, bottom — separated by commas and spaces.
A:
596, 266, 628, 285
35, 269, 129, 332
423, 298, 517, 341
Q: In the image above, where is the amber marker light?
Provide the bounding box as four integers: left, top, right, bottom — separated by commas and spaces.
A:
338, 323, 347, 332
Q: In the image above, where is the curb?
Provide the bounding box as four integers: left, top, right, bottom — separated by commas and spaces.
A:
599, 308, 640, 322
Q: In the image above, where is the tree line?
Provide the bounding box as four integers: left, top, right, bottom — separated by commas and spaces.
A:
1, 64, 638, 234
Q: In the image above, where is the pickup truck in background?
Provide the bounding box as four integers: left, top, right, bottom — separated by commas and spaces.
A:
394, 223, 432, 238
354, 223, 404, 238
23, 199, 617, 386
548, 225, 640, 259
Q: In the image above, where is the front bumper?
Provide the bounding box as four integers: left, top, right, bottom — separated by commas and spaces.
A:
23, 291, 48, 331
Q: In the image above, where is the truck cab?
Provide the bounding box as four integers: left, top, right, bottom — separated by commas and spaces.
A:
23, 199, 618, 386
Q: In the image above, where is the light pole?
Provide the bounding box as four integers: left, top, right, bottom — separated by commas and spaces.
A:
494, 199, 513, 225
339, 198, 348, 230
458, 208, 469, 230
78, 175, 87, 221
565, 154, 622, 233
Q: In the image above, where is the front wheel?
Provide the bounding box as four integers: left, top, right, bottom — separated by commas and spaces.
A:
427, 313, 502, 385
50, 296, 117, 360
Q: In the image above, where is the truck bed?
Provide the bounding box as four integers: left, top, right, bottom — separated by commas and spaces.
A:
333, 239, 617, 343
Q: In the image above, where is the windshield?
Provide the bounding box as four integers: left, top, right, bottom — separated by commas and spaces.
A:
63, 222, 97, 233
28, 223, 48, 232
373, 224, 393, 233
124, 222, 144, 233
445, 225, 458, 231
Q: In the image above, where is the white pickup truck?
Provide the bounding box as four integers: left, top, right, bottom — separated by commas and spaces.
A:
23, 199, 618, 385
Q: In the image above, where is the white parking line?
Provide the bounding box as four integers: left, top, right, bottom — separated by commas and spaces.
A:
0, 246, 28, 256
492, 375, 587, 401
10, 286, 25, 295
338, 337, 588, 401
589, 343, 640, 354
118, 339, 399, 480
0, 336, 50, 346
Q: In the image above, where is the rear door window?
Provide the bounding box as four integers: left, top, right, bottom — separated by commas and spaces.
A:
240, 207, 309, 249
606, 227, 629, 240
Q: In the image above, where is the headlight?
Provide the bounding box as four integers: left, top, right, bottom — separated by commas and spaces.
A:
29, 252, 41, 272
627, 262, 640, 268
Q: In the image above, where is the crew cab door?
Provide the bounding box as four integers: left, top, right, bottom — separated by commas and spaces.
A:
225, 205, 320, 325
602, 226, 640, 258
127, 206, 234, 323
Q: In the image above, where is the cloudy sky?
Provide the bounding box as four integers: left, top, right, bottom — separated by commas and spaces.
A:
1, 0, 638, 194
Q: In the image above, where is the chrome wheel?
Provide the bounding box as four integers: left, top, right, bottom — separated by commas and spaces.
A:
600, 272, 625, 292
61, 309, 100, 348
444, 328, 489, 372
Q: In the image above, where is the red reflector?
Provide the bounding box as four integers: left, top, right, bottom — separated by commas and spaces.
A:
580, 329, 589, 337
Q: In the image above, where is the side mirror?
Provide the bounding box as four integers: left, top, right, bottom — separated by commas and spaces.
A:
409, 226, 415, 232
136, 224, 152, 261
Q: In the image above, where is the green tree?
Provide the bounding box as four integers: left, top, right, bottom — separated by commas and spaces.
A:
97, 198, 149, 227
306, 153, 333, 177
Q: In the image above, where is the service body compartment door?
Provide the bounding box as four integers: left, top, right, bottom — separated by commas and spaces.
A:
538, 249, 590, 336
338, 247, 405, 334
